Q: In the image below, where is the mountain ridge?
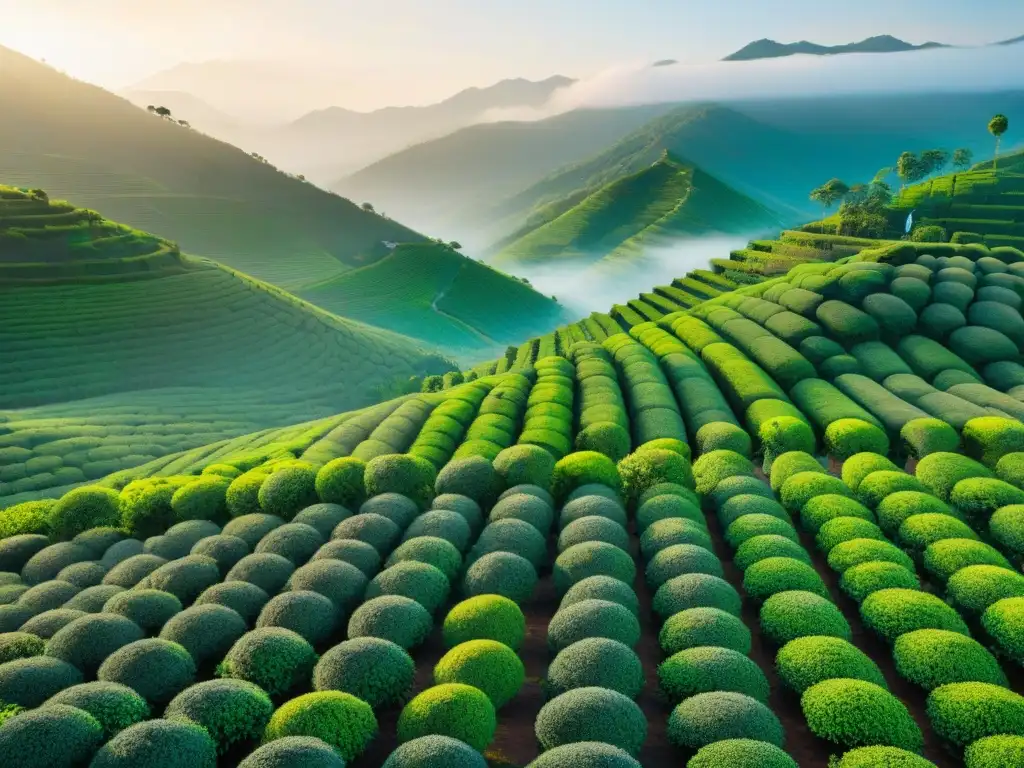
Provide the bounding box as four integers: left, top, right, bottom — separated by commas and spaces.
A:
723, 34, 949, 61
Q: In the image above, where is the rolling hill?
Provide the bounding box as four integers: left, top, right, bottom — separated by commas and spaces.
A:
0, 45, 425, 292
493, 153, 779, 271
0, 186, 450, 506
299, 241, 571, 360
723, 35, 949, 61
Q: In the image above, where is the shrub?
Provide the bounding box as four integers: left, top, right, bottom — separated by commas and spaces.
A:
0, 656, 83, 708
963, 417, 1024, 468
948, 564, 1024, 616
832, 746, 936, 767
696, 422, 751, 458
900, 418, 961, 459
840, 561, 920, 602
991, 504, 1024, 559
433, 639, 524, 709
313, 538, 382, 577
254, 523, 325, 566
222, 514, 285, 549
365, 454, 437, 509
951, 478, 1024, 523
916, 451, 993, 501
659, 607, 750, 655
491, 493, 555, 534
17, 608, 85, 639
545, 637, 644, 699
88, 719, 216, 768
559, 575, 639, 616
227, 472, 271, 519
827, 538, 915, 573
468, 519, 547, 570
144, 554, 221, 604
442, 595, 525, 650
687, 740, 797, 768
640, 518, 713, 562
652, 573, 741, 619
387, 536, 462, 582
194, 581, 268, 625
165, 678, 273, 754
758, 417, 816, 472
0, 502, 54, 540
226, 553, 295, 595
365, 560, 449, 613
964, 735, 1024, 768
802, 678, 922, 751
923, 539, 1012, 583
252, 590, 337, 646
554, 542, 637, 594
547, 599, 640, 652
399, 683, 496, 751
927, 682, 1024, 746
780, 472, 854, 514
768, 451, 824, 492
858, 471, 928, 509
42, 680, 148, 740
331, 514, 401, 555
719, 493, 789, 528
97, 638, 195, 705
463, 551, 537, 603
551, 452, 622, 504
161, 603, 247, 665
254, 468, 319, 521
743, 556, 827, 602
22, 541, 95, 586
0, 632, 44, 664
725, 514, 798, 550
119, 479, 191, 538
218, 626, 316, 701
238, 736, 346, 768
760, 590, 851, 646
434, 456, 501, 506
315, 457, 366, 508
525, 743, 641, 767
493, 445, 556, 489
734, 535, 811, 571
263, 690, 378, 761
635, 495, 703, 533
861, 588, 969, 642
640, 481, 701, 508
0, 535, 50, 574
692, 450, 754, 495
617, 448, 696, 505
841, 454, 899, 494
997, 452, 1024, 490
289, 559, 368, 611
382, 735, 489, 768
535, 687, 647, 755
403, 510, 471, 552
45, 613, 144, 677
893, 628, 1006, 692
64, 584, 125, 613
816, 516, 885, 554
897, 513, 977, 554
347, 594, 432, 650
18, 579, 80, 612
824, 419, 890, 461
667, 691, 783, 750
777, 635, 886, 695
0, 704, 103, 768
48, 486, 121, 542
876, 491, 954, 534
658, 646, 769, 704
292, 504, 352, 539
170, 478, 230, 526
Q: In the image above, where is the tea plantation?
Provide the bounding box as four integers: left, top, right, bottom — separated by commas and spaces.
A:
2, 237, 1024, 767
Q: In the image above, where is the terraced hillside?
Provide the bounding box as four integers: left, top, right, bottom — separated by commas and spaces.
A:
300, 242, 570, 361
2, 238, 1024, 768
0, 45, 424, 291
0, 189, 451, 507
493, 154, 779, 272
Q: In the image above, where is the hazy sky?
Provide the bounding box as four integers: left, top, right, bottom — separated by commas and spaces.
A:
2, 0, 1022, 110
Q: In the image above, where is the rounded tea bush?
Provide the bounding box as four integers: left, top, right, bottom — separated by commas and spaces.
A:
433, 494, 485, 535
170, 478, 231, 526
493, 445, 556, 489
916, 451, 993, 501
49, 486, 121, 542
687, 739, 797, 768
769, 451, 824, 493
833, 747, 936, 767
743, 557, 828, 602
560, 575, 639, 616
217, 627, 317, 697
17, 579, 80, 612
901, 417, 961, 459
667, 691, 783, 750
238, 736, 346, 768
434, 639, 524, 708
692, 450, 754, 496
861, 588, 969, 643
547, 599, 640, 652
558, 516, 630, 553
16, 608, 84, 639
640, 481, 701, 508
468, 518, 548, 571
576, 422, 631, 462
724, 514, 798, 550
659, 607, 751, 656
256, 591, 337, 647
161, 603, 248, 666
618, 448, 694, 502
347, 595, 432, 650
780, 472, 855, 514
0, 656, 83, 707
982, 596, 1024, 658
289, 558, 369, 611
545, 637, 644, 699
315, 457, 366, 509
0, 534, 50, 574
313, 538, 382, 577
386, 536, 462, 582
56, 561, 108, 589
554, 542, 636, 595
964, 735, 1024, 768
331, 514, 401, 556
264, 691, 378, 761
827, 538, 915, 574
434, 456, 501, 507
824, 419, 890, 461
897, 513, 978, 554
195, 581, 270, 625
652, 573, 741, 620
926, 682, 1024, 746
103, 589, 182, 634
816, 517, 886, 554
760, 590, 851, 646
802, 678, 923, 751
560, 495, 628, 531
442, 595, 525, 650
463, 551, 537, 603
227, 473, 270, 519
718, 494, 789, 528
222, 514, 285, 549
923, 539, 1012, 584
894, 628, 1006, 690
842, 453, 900, 493
0, 703, 103, 768
165, 678, 273, 754
697, 422, 752, 457
947, 564, 1024, 616
535, 687, 647, 755
801, 494, 874, 534
658, 646, 769, 704
365, 561, 449, 614
258, 466, 319, 520
143, 554, 221, 604
45, 613, 145, 677
0, 631, 44, 664
22, 542, 93, 586
254, 523, 325, 566
858, 471, 929, 509
402, 510, 471, 553
226, 553, 295, 595
382, 735, 488, 768
527, 743, 641, 767
398, 683, 496, 751
64, 584, 124, 613
97, 638, 196, 705
292, 504, 352, 539
552, 452, 622, 504
734, 534, 811, 572
42, 680, 148, 739
840, 561, 920, 602
776, 636, 886, 694
990, 504, 1024, 560
503, 483, 556, 508
364, 454, 437, 509
640, 518, 713, 562
360, 494, 420, 530
876, 491, 955, 534
89, 718, 216, 768
313, 636, 413, 708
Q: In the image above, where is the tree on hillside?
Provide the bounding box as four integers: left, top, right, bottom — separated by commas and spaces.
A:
896, 152, 926, 189
809, 178, 850, 214
846, 184, 869, 205
920, 149, 950, 178
154, 106, 172, 118
361, 202, 375, 213
989, 114, 1009, 170
952, 148, 974, 170
146, 105, 156, 113
448, 241, 462, 250
178, 120, 190, 128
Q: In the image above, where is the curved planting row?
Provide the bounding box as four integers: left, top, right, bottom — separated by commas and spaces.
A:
570, 342, 632, 462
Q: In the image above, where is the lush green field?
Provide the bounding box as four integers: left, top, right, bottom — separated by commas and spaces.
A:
493, 154, 779, 270
301, 243, 568, 359
0, 45, 425, 291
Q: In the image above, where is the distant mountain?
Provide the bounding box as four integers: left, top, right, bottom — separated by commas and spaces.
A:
996, 34, 1024, 46
723, 35, 949, 61
492, 153, 779, 272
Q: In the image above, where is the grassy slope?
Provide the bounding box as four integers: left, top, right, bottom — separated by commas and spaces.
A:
0, 45, 425, 291
300, 242, 569, 358
493, 154, 779, 269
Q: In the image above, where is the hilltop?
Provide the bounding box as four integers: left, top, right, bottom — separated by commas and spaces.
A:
0, 187, 450, 506
300, 241, 570, 360
0, 45, 424, 292
723, 35, 949, 61
493, 153, 779, 271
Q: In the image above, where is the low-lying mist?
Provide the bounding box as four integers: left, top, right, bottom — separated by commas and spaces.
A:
513, 235, 756, 319
483, 44, 1024, 122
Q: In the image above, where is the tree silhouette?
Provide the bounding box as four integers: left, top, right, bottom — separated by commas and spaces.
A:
809, 178, 850, 214
989, 114, 1009, 171
448, 241, 462, 250
920, 149, 950, 178
146, 105, 157, 113
177, 120, 190, 128
361, 202, 375, 213
897, 152, 925, 189
952, 148, 974, 171
154, 106, 172, 118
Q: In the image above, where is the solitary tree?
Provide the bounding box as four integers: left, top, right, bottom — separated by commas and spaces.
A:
920, 149, 950, 178
361, 202, 375, 213
989, 114, 1009, 170
154, 106, 172, 118
952, 148, 974, 170
809, 178, 850, 214
897, 152, 925, 189
177, 119, 190, 128
448, 241, 462, 250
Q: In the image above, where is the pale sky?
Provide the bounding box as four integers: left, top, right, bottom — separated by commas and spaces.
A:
1, 0, 1022, 110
